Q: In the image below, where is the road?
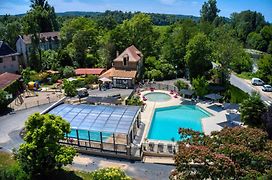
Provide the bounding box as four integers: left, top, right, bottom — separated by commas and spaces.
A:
230, 74, 272, 106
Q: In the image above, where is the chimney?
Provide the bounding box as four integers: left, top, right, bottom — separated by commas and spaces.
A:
116, 51, 119, 58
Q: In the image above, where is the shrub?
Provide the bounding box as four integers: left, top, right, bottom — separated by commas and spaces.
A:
127, 96, 143, 106
174, 80, 189, 90
0, 90, 9, 111
90, 168, 131, 180
62, 66, 75, 78
63, 80, 77, 97
192, 76, 209, 97
84, 75, 98, 85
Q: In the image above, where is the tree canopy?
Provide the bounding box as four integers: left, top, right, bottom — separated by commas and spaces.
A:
172, 127, 272, 179
16, 113, 76, 177
200, 0, 220, 23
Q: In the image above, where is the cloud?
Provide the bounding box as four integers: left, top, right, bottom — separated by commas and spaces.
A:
160, 0, 177, 5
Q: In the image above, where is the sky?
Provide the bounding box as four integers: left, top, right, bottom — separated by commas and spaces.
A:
0, 0, 272, 22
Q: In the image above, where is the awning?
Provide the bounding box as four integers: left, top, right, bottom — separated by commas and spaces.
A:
99, 77, 112, 82
180, 89, 194, 96
205, 93, 223, 100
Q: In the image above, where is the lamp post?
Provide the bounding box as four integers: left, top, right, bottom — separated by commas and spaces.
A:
175, 65, 178, 79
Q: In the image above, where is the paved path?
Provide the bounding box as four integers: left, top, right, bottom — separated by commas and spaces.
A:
230, 74, 272, 106
69, 154, 173, 180
0, 103, 53, 151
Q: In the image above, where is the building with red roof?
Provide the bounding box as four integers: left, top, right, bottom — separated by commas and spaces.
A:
100, 45, 143, 88
75, 68, 105, 76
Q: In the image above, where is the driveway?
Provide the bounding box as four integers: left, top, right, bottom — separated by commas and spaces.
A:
230, 74, 272, 106
0, 103, 53, 151
88, 88, 133, 98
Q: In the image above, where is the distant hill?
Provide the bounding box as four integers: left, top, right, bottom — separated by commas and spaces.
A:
56, 11, 101, 17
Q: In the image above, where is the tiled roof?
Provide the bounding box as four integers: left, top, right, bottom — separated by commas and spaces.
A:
22, 32, 60, 44
75, 68, 105, 75
0, 72, 21, 89
100, 68, 137, 79
0, 41, 16, 56
114, 45, 142, 62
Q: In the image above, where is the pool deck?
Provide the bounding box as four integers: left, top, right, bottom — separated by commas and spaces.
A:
138, 90, 240, 147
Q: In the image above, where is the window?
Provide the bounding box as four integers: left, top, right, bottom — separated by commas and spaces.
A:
0, 58, 3, 63
12, 56, 16, 61
123, 55, 129, 66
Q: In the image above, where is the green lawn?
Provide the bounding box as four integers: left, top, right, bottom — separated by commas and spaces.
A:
0, 152, 93, 180
236, 72, 256, 80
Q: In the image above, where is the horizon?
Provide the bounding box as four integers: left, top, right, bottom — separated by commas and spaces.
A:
0, 0, 271, 22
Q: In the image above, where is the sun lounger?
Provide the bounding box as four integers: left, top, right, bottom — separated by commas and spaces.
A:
167, 144, 173, 153
149, 142, 155, 152
158, 143, 164, 153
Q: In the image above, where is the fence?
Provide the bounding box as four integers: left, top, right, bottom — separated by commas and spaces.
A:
9, 93, 64, 111
140, 82, 179, 92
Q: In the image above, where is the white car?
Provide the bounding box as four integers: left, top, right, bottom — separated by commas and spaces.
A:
251, 78, 264, 86
262, 85, 272, 92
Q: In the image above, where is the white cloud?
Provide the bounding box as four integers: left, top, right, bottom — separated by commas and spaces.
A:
160, 0, 177, 5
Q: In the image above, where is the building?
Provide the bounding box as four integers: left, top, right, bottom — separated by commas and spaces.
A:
0, 41, 21, 73
75, 68, 106, 76
16, 31, 60, 64
100, 45, 143, 88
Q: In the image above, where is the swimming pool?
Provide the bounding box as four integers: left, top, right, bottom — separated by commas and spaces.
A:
147, 105, 210, 141
144, 92, 171, 102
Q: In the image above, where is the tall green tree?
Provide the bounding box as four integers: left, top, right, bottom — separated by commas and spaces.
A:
231, 10, 266, 42
200, 0, 220, 23
185, 33, 213, 79
246, 32, 267, 51
240, 92, 267, 128
257, 54, 272, 84
192, 76, 209, 97
16, 113, 76, 177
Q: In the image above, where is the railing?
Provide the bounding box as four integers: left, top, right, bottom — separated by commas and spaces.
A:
140, 82, 178, 92
9, 93, 64, 112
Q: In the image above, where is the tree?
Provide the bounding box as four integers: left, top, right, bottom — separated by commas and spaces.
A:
174, 80, 189, 91
246, 32, 267, 51
91, 168, 131, 180
16, 113, 76, 177
62, 66, 75, 78
200, 0, 220, 23
0, 90, 9, 111
63, 80, 77, 97
41, 50, 59, 70
171, 127, 272, 179
192, 76, 209, 97
257, 54, 272, 84
185, 33, 212, 80
231, 10, 266, 42
240, 92, 267, 128
263, 105, 272, 139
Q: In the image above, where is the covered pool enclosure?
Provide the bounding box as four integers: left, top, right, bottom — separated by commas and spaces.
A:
48, 104, 141, 157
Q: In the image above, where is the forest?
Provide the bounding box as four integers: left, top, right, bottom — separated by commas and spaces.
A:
0, 0, 271, 84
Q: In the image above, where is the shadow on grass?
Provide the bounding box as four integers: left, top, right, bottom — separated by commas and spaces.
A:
35, 169, 84, 180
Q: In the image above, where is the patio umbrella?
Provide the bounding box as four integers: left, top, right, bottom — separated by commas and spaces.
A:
180, 89, 195, 96
99, 77, 112, 82
205, 93, 223, 100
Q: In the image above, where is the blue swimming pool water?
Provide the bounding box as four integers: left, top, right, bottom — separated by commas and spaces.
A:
145, 92, 171, 102
69, 129, 112, 142
147, 105, 210, 141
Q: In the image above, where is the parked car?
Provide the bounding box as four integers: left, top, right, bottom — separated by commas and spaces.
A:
251, 78, 264, 86
262, 85, 272, 92
77, 88, 89, 98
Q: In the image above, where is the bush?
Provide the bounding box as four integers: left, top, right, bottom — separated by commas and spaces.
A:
0, 164, 28, 180
174, 80, 189, 91
62, 66, 75, 78
84, 75, 98, 85
0, 90, 9, 111
126, 96, 143, 106
90, 168, 131, 180
63, 80, 77, 97
73, 79, 86, 88
224, 85, 249, 103
192, 76, 209, 97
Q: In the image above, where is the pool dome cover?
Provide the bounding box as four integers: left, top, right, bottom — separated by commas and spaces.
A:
48, 104, 140, 134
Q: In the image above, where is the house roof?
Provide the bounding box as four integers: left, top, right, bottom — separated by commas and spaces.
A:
0, 41, 16, 57
100, 68, 137, 79
0, 72, 21, 90
22, 31, 60, 45
75, 68, 105, 75
114, 45, 142, 62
